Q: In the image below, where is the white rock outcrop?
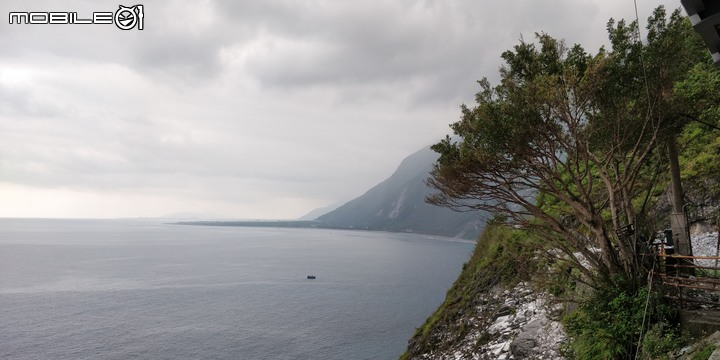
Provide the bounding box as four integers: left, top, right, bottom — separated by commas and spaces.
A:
419, 282, 566, 360
692, 232, 720, 268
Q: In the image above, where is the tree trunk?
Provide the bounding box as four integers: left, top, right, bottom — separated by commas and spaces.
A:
667, 136, 693, 257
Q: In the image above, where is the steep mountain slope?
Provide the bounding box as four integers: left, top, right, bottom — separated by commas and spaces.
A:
317, 146, 484, 239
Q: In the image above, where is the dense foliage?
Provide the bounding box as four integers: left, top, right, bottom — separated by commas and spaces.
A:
427, 7, 713, 287
563, 282, 680, 359
675, 64, 720, 204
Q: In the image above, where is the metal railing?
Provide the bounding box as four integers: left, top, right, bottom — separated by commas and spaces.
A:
650, 248, 720, 308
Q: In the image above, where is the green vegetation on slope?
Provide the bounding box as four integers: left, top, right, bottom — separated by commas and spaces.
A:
563, 282, 681, 359
676, 63, 720, 204
401, 222, 539, 359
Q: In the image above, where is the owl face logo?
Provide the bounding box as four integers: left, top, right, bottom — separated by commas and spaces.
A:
114, 5, 144, 30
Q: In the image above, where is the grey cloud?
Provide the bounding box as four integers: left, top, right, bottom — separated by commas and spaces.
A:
129, 32, 225, 81
0, 1, 238, 84
0, 0, 633, 95
0, 0, 681, 218
225, 0, 607, 103
0, 82, 63, 118
239, 4, 474, 86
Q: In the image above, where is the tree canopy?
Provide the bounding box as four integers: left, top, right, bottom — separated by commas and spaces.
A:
427, 7, 714, 286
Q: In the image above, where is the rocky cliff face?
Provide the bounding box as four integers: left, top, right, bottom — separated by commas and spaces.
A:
400, 223, 567, 359
317, 146, 484, 239
405, 282, 566, 360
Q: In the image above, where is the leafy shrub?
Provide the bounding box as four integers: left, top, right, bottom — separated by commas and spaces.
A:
563, 281, 678, 360
640, 323, 682, 359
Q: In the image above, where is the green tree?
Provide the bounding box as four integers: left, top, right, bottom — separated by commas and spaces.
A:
427, 7, 709, 286
675, 63, 720, 203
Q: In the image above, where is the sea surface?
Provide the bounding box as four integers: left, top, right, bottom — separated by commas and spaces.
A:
0, 218, 474, 360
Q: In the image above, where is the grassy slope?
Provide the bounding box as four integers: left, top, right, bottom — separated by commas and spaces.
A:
400, 224, 538, 359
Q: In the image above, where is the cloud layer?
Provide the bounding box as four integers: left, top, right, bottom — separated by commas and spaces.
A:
0, 0, 679, 218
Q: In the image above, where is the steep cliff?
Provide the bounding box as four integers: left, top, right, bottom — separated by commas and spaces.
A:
401, 224, 567, 360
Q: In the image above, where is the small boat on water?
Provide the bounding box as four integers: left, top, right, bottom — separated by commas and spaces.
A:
307, 275, 316, 279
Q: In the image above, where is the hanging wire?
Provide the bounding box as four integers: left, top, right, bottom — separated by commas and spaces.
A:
631, 1, 658, 358
635, 254, 657, 360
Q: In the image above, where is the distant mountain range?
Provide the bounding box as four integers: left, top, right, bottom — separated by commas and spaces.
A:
298, 202, 344, 221
315, 146, 485, 239
179, 146, 485, 240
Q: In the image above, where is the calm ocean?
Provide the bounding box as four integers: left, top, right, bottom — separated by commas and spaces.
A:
0, 219, 473, 359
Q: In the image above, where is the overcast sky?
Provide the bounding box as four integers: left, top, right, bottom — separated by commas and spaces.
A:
0, 0, 680, 219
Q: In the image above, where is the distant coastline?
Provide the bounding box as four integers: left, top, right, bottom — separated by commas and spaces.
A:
174, 220, 324, 229
173, 220, 385, 232
172, 220, 477, 244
